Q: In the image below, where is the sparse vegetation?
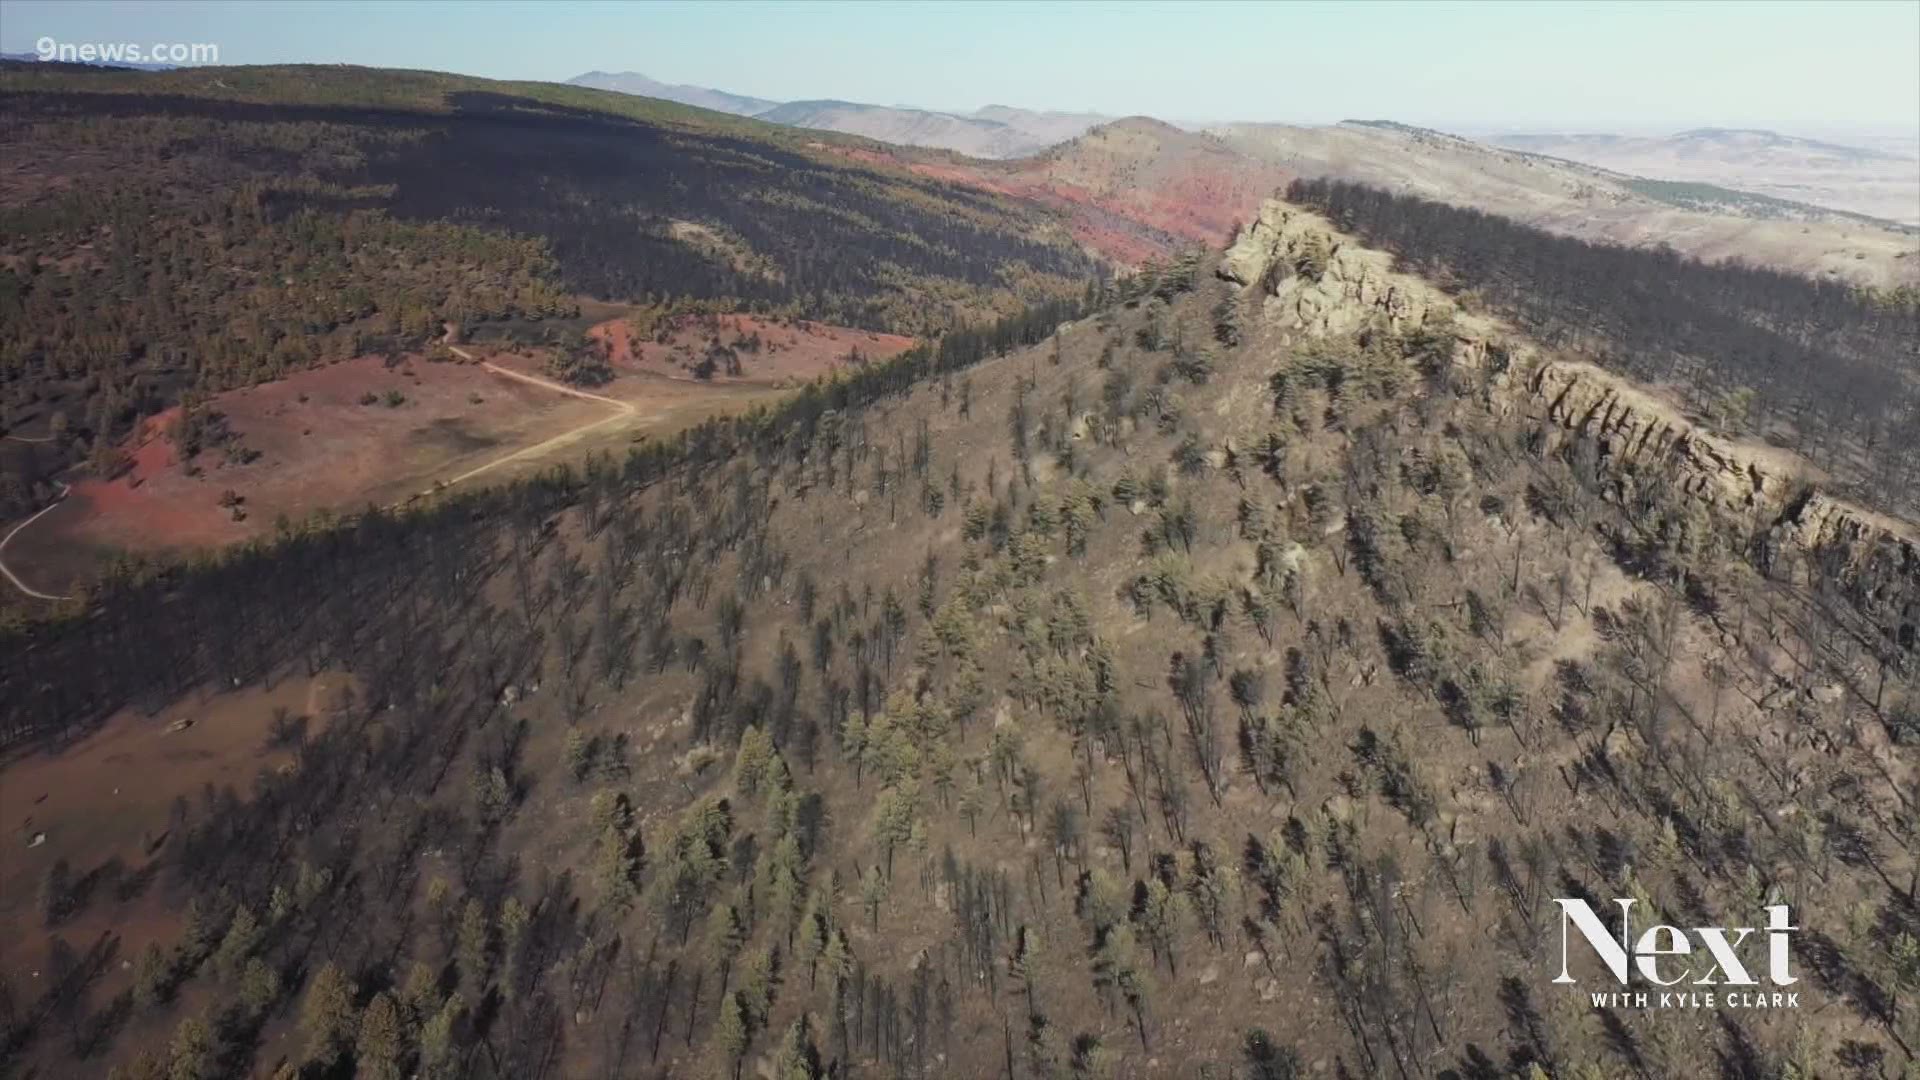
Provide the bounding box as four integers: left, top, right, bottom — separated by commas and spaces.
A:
0, 175, 1913, 1080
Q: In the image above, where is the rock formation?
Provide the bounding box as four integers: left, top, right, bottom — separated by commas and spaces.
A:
1528, 360, 1775, 514
1524, 359, 1918, 647
1222, 195, 1919, 653
1219, 199, 1505, 366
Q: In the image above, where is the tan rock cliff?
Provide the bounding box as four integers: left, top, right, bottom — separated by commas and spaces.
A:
1222, 196, 1919, 652
1219, 199, 1506, 367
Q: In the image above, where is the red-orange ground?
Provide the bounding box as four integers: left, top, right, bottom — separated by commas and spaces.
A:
4, 317, 917, 597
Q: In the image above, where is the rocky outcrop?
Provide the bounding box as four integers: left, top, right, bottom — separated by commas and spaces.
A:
1524, 359, 1918, 649
1221, 201, 1426, 332
1770, 491, 1920, 651
1528, 360, 1774, 513
1220, 199, 1511, 369
1223, 197, 1918, 653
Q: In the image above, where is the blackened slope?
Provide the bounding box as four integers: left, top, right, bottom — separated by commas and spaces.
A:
1, 86, 1094, 335
0, 67, 1097, 499
1289, 177, 1920, 511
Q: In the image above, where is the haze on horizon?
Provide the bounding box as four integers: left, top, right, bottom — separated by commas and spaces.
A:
2, 0, 1916, 139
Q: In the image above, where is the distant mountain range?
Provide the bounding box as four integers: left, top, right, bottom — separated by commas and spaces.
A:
1485, 127, 1920, 225
567, 70, 778, 118
0, 52, 178, 71
569, 73, 1917, 227
1214, 119, 1915, 274
567, 70, 1108, 159
1493, 127, 1913, 167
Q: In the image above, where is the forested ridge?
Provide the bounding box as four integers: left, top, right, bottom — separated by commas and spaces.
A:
0, 63, 1098, 515
2, 222, 1915, 1080
1285, 178, 1920, 513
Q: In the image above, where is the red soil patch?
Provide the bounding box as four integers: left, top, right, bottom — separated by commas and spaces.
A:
872, 124, 1294, 268
589, 313, 915, 384
8, 354, 608, 589
0, 675, 346, 977
5, 316, 918, 595
987, 156, 1288, 265
906, 160, 1022, 198
833, 146, 898, 169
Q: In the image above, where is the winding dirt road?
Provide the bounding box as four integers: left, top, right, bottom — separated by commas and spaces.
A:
0, 483, 74, 601
0, 348, 638, 602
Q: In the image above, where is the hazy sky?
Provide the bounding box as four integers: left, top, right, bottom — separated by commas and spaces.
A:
3, 0, 1916, 135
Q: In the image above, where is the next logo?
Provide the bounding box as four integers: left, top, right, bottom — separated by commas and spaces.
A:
1552, 899, 1798, 987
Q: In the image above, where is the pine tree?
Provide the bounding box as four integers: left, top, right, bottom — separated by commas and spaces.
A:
499, 896, 532, 999
1010, 924, 1041, 1013
237, 958, 281, 1019
772, 1014, 825, 1080
355, 992, 406, 1080
299, 962, 358, 1067
456, 898, 491, 991
821, 929, 854, 989
706, 903, 748, 997
164, 1015, 215, 1080
563, 728, 594, 781
399, 959, 442, 1029
741, 944, 782, 1028
596, 825, 642, 913
1243, 1028, 1302, 1079
735, 724, 776, 796
714, 990, 751, 1080
1212, 293, 1241, 346
133, 943, 174, 1009
860, 865, 890, 930
212, 904, 261, 979
418, 993, 465, 1080
589, 789, 635, 834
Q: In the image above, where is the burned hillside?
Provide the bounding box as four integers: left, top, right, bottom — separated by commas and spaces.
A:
2, 202, 1916, 1080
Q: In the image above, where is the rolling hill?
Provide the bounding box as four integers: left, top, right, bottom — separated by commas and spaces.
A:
843, 113, 1918, 290
761, 103, 1918, 290
556, 67, 1917, 288
1213, 120, 1920, 287
0, 61, 1100, 531
822, 117, 1293, 265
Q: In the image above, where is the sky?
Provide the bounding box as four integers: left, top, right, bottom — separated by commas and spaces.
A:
2, 0, 1916, 135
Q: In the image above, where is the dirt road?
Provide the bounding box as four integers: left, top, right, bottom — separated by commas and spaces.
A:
0, 483, 74, 601
413, 349, 638, 496
0, 349, 640, 602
